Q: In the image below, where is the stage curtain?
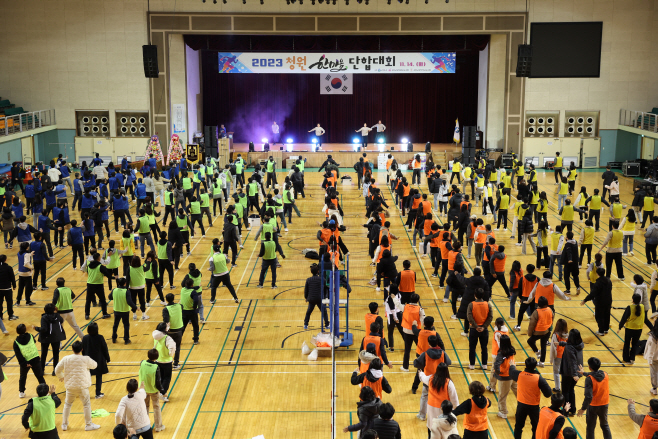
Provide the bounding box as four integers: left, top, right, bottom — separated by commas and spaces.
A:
201, 49, 480, 144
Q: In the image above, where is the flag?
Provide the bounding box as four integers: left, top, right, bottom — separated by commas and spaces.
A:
320, 73, 353, 95
453, 119, 460, 143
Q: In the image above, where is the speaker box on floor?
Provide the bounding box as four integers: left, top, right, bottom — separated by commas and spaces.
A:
142, 45, 159, 78
463, 126, 477, 148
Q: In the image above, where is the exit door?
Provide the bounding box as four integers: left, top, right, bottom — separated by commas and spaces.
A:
21, 136, 34, 166
642, 137, 655, 161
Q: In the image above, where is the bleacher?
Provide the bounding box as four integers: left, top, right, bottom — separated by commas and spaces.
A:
0, 98, 47, 135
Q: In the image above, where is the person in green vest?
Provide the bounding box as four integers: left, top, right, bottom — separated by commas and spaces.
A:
156, 231, 175, 289
598, 222, 625, 280
163, 184, 177, 226
144, 250, 164, 303
14, 323, 47, 398
208, 244, 238, 304
181, 170, 194, 204
138, 349, 165, 432
21, 383, 60, 439
109, 278, 137, 344
162, 293, 184, 369
119, 229, 137, 277
641, 190, 658, 229
558, 199, 585, 234
187, 196, 206, 238
152, 322, 175, 401
104, 240, 127, 291
234, 154, 245, 188
132, 209, 155, 259
246, 177, 260, 213
180, 278, 201, 345
181, 263, 205, 323
84, 252, 112, 320
198, 188, 213, 226
257, 232, 279, 289
221, 164, 233, 201
176, 209, 192, 255
143, 200, 161, 247
52, 277, 84, 340
125, 255, 148, 321
210, 178, 224, 216
282, 183, 301, 225
265, 156, 277, 189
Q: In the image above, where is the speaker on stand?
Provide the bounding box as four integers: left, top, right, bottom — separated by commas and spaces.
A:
204, 125, 218, 159
462, 126, 477, 166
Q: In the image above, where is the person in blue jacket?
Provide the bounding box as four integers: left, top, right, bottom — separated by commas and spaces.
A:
30, 232, 49, 291
121, 156, 131, 171
31, 193, 44, 229
108, 172, 119, 192
11, 198, 25, 226
98, 179, 109, 200
92, 153, 103, 167
37, 212, 55, 258
59, 160, 73, 192
71, 173, 83, 211
52, 199, 70, 248
43, 185, 64, 216
124, 169, 137, 201
82, 213, 96, 256
55, 180, 67, 201
24, 180, 35, 212
11, 216, 38, 247
135, 178, 147, 214
81, 187, 98, 217
111, 190, 132, 231
67, 219, 85, 270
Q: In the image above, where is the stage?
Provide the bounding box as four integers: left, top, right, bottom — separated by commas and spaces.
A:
230, 142, 463, 168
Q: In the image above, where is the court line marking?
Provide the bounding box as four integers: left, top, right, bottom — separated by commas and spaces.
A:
171, 373, 203, 439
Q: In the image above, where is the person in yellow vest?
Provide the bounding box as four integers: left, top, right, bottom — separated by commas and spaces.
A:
608, 198, 624, 231
152, 322, 175, 402
467, 289, 493, 370
198, 188, 213, 226
566, 163, 577, 195
619, 209, 637, 256
527, 164, 538, 191
627, 398, 658, 439
450, 160, 462, 184
208, 244, 238, 304
598, 222, 624, 280
575, 357, 611, 439
548, 225, 565, 281
578, 220, 595, 267
462, 164, 474, 199
21, 383, 61, 438
535, 393, 573, 439
400, 294, 425, 372
512, 357, 553, 439
642, 191, 658, 229
557, 176, 570, 211
495, 188, 511, 231
558, 199, 585, 234
618, 294, 644, 364
553, 152, 563, 184
132, 209, 155, 259
52, 277, 84, 340
125, 256, 149, 321
451, 380, 491, 438
138, 349, 166, 432
585, 188, 610, 232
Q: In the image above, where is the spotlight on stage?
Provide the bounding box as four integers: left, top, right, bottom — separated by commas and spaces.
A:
262, 138, 268, 143
287, 138, 293, 144
401, 137, 408, 144
312, 138, 318, 144
378, 138, 384, 144
353, 138, 360, 144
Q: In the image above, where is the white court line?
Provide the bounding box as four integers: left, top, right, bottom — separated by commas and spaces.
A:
171, 373, 203, 439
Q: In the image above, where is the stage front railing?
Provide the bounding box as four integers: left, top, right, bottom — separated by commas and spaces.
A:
0, 109, 56, 137
619, 108, 658, 133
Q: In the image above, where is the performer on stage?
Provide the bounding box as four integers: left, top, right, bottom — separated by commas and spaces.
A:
308, 124, 326, 148
271, 122, 280, 145
355, 124, 372, 149
371, 120, 386, 144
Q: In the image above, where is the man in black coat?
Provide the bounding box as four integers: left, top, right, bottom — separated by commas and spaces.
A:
580, 267, 612, 335
303, 263, 328, 329
376, 251, 398, 292
456, 268, 491, 334
560, 231, 581, 295
318, 155, 339, 173
447, 191, 463, 229
0, 255, 17, 320
601, 166, 616, 201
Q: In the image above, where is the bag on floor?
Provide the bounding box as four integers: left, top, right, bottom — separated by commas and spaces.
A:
307, 349, 319, 361
301, 341, 312, 355
303, 248, 319, 260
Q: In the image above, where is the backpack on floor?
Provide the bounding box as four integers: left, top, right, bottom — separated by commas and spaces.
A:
302, 248, 319, 260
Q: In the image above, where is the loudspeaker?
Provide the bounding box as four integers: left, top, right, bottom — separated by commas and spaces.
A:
516, 44, 532, 77
405, 142, 413, 152
263, 142, 270, 152
142, 45, 159, 78
463, 126, 476, 148
248, 142, 255, 152
425, 142, 431, 153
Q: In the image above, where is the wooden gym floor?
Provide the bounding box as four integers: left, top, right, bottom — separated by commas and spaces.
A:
0, 166, 652, 439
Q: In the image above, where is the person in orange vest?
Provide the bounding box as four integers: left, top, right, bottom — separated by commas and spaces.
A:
491, 335, 517, 419
515, 264, 539, 331
512, 357, 553, 439
395, 260, 416, 305
452, 380, 491, 439
400, 293, 424, 372
488, 244, 510, 298
527, 296, 553, 367
472, 219, 487, 268
535, 393, 572, 439
467, 288, 493, 370
415, 336, 452, 421
398, 178, 411, 217
418, 362, 459, 429
358, 343, 378, 374
365, 302, 382, 336
425, 223, 442, 275
524, 271, 571, 314
316, 221, 332, 259
445, 242, 465, 303
576, 357, 611, 439
385, 154, 394, 182
412, 154, 422, 185
350, 358, 392, 400
437, 232, 454, 290
627, 398, 658, 439
359, 321, 392, 369
410, 316, 446, 392
487, 317, 508, 392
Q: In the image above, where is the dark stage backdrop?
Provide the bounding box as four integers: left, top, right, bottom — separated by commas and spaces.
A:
201, 49, 480, 144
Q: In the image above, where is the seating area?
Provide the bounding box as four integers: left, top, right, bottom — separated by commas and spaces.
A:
0, 98, 54, 136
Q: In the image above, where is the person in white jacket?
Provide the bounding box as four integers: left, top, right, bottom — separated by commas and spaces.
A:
115, 379, 152, 438
55, 340, 100, 431
644, 325, 658, 395
152, 323, 176, 402
430, 401, 459, 439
